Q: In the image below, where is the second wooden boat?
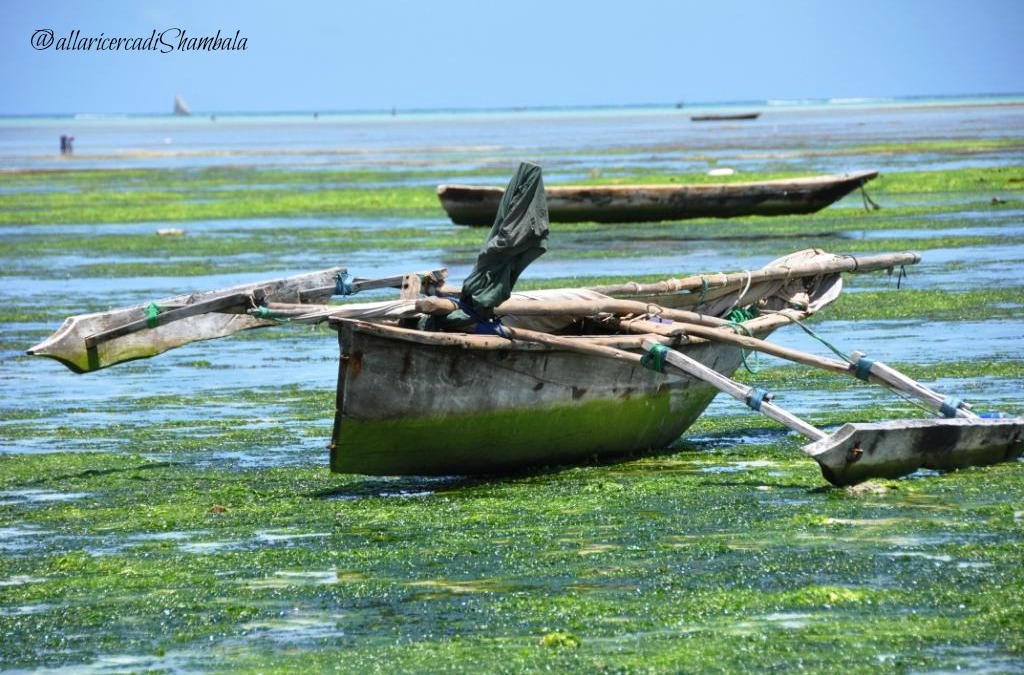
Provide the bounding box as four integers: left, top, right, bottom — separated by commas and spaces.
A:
437, 170, 879, 226
690, 112, 761, 122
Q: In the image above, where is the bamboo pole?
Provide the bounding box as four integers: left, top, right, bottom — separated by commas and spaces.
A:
414, 296, 732, 327
586, 251, 921, 297
639, 339, 828, 441
618, 318, 976, 419
504, 327, 645, 365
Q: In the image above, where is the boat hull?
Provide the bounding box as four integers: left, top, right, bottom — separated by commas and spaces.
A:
437, 170, 878, 226
691, 113, 760, 122
330, 322, 753, 476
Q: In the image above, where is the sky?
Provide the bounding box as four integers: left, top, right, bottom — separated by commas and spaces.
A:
1, 0, 1023, 115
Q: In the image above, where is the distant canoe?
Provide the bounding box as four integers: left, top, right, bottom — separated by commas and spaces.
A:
437, 170, 879, 226
691, 112, 760, 122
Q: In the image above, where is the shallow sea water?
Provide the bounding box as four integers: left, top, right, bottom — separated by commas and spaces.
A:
1, 99, 1023, 672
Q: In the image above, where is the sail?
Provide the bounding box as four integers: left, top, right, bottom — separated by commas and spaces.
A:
173, 94, 191, 116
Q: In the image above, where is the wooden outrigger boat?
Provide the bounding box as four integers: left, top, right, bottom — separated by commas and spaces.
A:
26, 249, 1023, 486
323, 248, 1020, 480
691, 112, 761, 122
24, 158, 1022, 487
436, 170, 879, 226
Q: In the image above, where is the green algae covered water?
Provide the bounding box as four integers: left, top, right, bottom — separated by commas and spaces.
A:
1, 98, 1023, 672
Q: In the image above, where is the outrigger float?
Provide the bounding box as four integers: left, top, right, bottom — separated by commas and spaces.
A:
28, 164, 1022, 486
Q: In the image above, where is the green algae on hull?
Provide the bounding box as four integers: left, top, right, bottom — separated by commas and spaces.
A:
331, 321, 724, 476
333, 389, 717, 476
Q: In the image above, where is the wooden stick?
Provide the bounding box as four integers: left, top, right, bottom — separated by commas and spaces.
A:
639, 339, 828, 442
586, 251, 921, 297
84, 292, 253, 349
504, 327, 645, 365
507, 326, 828, 442
333, 319, 676, 352
850, 351, 977, 418
297, 268, 448, 302
415, 296, 732, 327
619, 318, 976, 419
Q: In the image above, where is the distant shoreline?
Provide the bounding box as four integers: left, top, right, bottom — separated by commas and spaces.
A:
2, 93, 1023, 122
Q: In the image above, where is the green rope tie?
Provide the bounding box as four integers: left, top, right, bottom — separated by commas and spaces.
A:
729, 306, 759, 374
728, 307, 757, 324
641, 343, 668, 373
145, 302, 161, 329
688, 276, 710, 315
252, 306, 288, 323
781, 311, 938, 417
781, 312, 854, 364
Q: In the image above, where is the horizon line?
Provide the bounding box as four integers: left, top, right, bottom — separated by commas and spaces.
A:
2, 91, 1023, 120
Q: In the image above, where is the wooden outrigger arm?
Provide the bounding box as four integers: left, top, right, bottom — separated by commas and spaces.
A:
638, 339, 1023, 486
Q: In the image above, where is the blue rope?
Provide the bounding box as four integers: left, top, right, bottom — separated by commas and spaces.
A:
746, 388, 770, 412
474, 320, 508, 338
939, 396, 963, 418
854, 356, 875, 382
641, 343, 668, 373
455, 298, 509, 339
335, 272, 355, 296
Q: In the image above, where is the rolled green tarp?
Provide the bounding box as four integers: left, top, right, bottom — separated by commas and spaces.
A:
426, 162, 550, 331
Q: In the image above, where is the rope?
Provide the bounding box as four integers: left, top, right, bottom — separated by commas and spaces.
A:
335, 272, 356, 296
728, 307, 760, 374
777, 311, 946, 417
860, 182, 880, 211
939, 396, 964, 419
729, 271, 753, 313
893, 265, 908, 290
252, 306, 289, 323
745, 387, 770, 412
145, 302, 161, 329
641, 343, 668, 373
692, 276, 710, 314
854, 356, 875, 382
779, 311, 854, 364
455, 297, 509, 339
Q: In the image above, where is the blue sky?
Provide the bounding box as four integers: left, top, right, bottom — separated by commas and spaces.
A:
2, 0, 1022, 115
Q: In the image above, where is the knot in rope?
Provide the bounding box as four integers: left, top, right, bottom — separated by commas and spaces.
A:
145, 302, 161, 329
641, 343, 668, 373
335, 272, 355, 296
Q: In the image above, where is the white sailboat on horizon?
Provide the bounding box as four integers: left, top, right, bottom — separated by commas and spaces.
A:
173, 93, 191, 116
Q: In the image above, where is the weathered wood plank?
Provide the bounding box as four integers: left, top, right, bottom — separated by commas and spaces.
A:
28, 267, 347, 373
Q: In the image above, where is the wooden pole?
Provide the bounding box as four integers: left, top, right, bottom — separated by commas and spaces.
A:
504, 327, 645, 365
587, 251, 920, 297
619, 318, 976, 420
639, 339, 828, 441
415, 296, 732, 327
